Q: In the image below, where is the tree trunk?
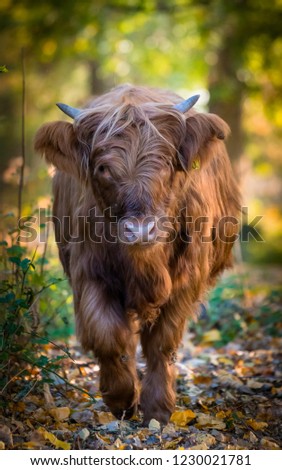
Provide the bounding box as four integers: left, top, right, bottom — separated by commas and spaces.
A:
208, 44, 245, 165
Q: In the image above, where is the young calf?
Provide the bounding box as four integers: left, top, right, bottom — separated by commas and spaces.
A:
35, 84, 241, 424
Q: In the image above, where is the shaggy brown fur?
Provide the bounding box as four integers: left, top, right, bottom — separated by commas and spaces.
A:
35, 84, 241, 424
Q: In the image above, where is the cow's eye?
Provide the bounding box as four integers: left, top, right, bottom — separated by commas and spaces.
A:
98, 165, 106, 173
96, 164, 112, 179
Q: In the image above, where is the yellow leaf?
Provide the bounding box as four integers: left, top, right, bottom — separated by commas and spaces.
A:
198, 399, 209, 411
170, 409, 196, 426
96, 433, 111, 444
38, 427, 71, 450
26, 419, 34, 429
97, 411, 116, 424
24, 441, 43, 449
216, 410, 231, 419
49, 407, 70, 422
218, 357, 234, 366
193, 375, 212, 385
164, 437, 183, 449
246, 419, 268, 431
201, 329, 221, 344
114, 438, 125, 449
137, 430, 149, 440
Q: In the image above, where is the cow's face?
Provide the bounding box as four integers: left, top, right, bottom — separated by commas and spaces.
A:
87, 114, 182, 245
35, 103, 228, 245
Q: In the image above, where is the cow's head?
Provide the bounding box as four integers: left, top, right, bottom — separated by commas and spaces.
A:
35, 87, 229, 245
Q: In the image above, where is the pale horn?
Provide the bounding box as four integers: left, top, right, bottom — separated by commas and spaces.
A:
174, 94, 200, 113
56, 103, 82, 119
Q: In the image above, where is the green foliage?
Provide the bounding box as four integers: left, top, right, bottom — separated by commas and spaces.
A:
190, 272, 282, 347
0, 220, 73, 404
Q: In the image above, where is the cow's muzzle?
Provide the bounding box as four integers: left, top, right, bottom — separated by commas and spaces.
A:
120, 217, 157, 244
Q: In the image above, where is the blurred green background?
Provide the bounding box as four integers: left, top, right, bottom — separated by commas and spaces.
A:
1, 0, 282, 265
0, 0, 282, 282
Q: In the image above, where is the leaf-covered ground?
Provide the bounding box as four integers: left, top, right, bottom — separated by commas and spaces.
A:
0, 267, 281, 450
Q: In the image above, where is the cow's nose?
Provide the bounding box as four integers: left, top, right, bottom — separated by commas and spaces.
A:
123, 219, 156, 243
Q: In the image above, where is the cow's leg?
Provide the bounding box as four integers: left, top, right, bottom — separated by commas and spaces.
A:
75, 281, 139, 419
140, 293, 192, 425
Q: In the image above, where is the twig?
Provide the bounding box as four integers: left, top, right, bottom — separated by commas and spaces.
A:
21, 379, 39, 400
18, 47, 26, 224
40, 206, 51, 277
0, 367, 28, 394
29, 332, 74, 360
39, 364, 96, 403
31, 278, 65, 301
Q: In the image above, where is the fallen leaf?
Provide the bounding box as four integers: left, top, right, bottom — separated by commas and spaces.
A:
114, 438, 125, 449
148, 419, 161, 432
0, 425, 13, 447
246, 419, 268, 431
38, 427, 71, 450
243, 431, 258, 443
190, 432, 216, 447
216, 410, 231, 419
181, 396, 191, 405
170, 410, 196, 426
49, 407, 70, 422
217, 357, 234, 366
197, 413, 226, 430
189, 443, 208, 450
260, 437, 280, 450
137, 429, 150, 441
163, 437, 183, 449
246, 379, 262, 389
28, 429, 47, 445
162, 423, 178, 437
95, 432, 111, 445
78, 428, 90, 440
33, 407, 51, 424
201, 329, 221, 343
67, 368, 80, 380
217, 371, 243, 389
72, 409, 94, 423
97, 411, 116, 424
24, 441, 45, 449
271, 386, 282, 395
198, 399, 209, 411
193, 375, 212, 385
13, 401, 25, 412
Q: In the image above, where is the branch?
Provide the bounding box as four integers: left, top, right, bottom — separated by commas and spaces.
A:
18, 48, 26, 224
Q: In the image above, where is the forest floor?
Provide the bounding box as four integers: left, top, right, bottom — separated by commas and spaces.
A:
0, 266, 281, 450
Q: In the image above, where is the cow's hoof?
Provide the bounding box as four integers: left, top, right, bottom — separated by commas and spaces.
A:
111, 404, 137, 420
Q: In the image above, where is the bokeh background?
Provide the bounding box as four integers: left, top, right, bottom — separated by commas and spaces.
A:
0, 0, 281, 340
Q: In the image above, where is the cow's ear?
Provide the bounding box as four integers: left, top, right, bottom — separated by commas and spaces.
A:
34, 121, 85, 178
177, 113, 230, 171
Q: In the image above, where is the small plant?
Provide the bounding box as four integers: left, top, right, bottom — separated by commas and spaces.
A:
0, 214, 74, 409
